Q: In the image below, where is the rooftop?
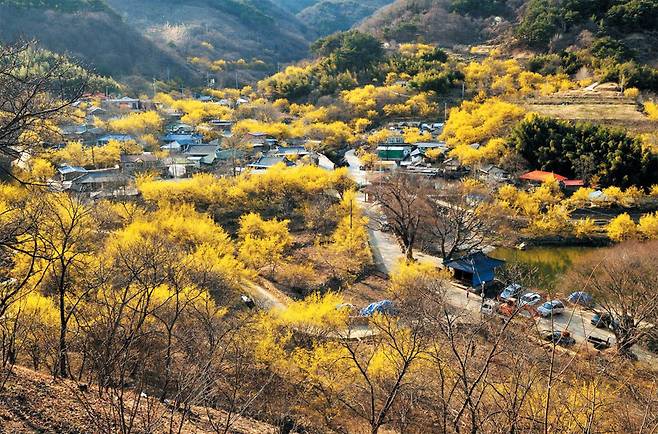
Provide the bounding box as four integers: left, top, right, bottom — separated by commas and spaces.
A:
519, 170, 568, 183
120, 153, 158, 163
184, 145, 219, 156
444, 252, 506, 274
248, 156, 295, 169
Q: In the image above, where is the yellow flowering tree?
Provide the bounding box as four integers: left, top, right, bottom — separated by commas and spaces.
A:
606, 213, 638, 242
238, 213, 291, 277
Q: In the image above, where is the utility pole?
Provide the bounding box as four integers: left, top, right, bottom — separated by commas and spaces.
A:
444, 102, 448, 122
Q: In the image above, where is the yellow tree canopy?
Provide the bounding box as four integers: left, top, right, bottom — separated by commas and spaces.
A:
440, 99, 525, 147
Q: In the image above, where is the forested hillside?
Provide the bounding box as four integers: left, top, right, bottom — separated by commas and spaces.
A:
0, 0, 316, 85
271, 0, 394, 36
361, 0, 658, 65
360, 0, 505, 47
106, 0, 314, 66
0, 0, 196, 82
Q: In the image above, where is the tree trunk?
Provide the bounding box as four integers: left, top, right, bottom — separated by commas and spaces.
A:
616, 337, 638, 360
405, 245, 414, 262
58, 299, 68, 378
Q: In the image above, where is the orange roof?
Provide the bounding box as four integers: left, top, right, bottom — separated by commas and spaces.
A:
519, 170, 567, 182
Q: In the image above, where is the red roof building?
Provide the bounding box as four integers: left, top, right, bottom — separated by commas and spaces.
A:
519, 170, 568, 183
562, 179, 585, 187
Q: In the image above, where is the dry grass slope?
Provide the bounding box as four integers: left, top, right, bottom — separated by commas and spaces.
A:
0, 366, 279, 434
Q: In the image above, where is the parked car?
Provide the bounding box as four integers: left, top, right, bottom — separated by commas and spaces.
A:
498, 283, 522, 301
518, 292, 542, 308
537, 300, 565, 317
240, 295, 255, 309
498, 300, 516, 316
480, 299, 498, 316
587, 335, 611, 351
540, 330, 576, 346
567, 291, 594, 307
591, 312, 615, 329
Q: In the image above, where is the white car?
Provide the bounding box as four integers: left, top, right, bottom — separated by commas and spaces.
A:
537, 300, 565, 317
518, 292, 542, 308
498, 283, 522, 301
480, 299, 498, 316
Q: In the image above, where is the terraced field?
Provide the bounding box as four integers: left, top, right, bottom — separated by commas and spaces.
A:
522, 87, 654, 134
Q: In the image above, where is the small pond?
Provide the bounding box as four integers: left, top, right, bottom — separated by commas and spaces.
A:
490, 246, 604, 290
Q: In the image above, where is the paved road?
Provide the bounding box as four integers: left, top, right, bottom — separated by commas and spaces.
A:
345, 152, 656, 362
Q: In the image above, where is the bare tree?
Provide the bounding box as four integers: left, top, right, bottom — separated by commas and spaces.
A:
425, 182, 498, 261
219, 133, 248, 177
566, 241, 658, 359
368, 173, 430, 261
339, 316, 425, 434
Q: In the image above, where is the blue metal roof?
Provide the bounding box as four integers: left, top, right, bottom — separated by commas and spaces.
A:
162, 133, 202, 145
444, 252, 505, 274
445, 252, 505, 287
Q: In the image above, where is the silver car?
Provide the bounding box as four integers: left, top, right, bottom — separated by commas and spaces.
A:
518, 292, 542, 308
537, 300, 565, 317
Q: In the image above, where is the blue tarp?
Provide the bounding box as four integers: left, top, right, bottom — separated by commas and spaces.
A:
360, 300, 396, 317
444, 252, 505, 287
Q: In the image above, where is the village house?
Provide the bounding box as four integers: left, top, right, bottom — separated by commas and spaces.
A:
167, 123, 195, 135
439, 158, 470, 179
409, 142, 448, 163
479, 164, 510, 183
163, 157, 196, 178
102, 96, 141, 111
245, 132, 276, 151
271, 145, 311, 158
56, 165, 88, 182
444, 251, 506, 288
67, 167, 131, 196
162, 133, 203, 147
377, 145, 413, 162
183, 144, 220, 166
86, 106, 107, 120
97, 134, 134, 146
519, 170, 584, 191
248, 155, 295, 171
120, 153, 160, 175
60, 124, 89, 141
208, 119, 234, 134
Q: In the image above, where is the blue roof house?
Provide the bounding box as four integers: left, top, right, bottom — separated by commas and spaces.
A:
162, 133, 203, 146
444, 251, 505, 287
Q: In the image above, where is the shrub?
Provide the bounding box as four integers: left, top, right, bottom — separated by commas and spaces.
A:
606, 213, 638, 242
